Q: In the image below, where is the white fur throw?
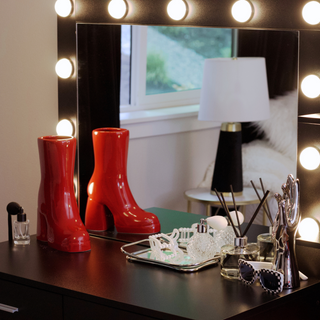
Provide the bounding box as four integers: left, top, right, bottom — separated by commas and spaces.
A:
256, 90, 297, 161
198, 91, 297, 194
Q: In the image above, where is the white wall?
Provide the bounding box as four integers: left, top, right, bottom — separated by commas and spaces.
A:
127, 128, 219, 214
0, 0, 218, 243
0, 0, 58, 242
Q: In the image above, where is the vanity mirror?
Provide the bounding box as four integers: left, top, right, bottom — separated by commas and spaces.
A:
57, 0, 320, 248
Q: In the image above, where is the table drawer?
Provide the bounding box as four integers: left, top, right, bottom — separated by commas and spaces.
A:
0, 279, 63, 320
64, 296, 157, 320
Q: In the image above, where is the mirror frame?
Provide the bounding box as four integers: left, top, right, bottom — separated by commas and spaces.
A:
57, 0, 320, 244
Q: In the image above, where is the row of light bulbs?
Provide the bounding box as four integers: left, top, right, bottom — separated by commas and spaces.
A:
55, 0, 320, 24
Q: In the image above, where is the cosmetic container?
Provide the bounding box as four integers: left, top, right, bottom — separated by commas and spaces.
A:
13, 210, 30, 245
220, 236, 259, 279
187, 219, 218, 261
257, 227, 275, 262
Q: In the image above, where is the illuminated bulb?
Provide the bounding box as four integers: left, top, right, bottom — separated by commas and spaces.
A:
167, 0, 188, 21
302, 1, 320, 25
55, 58, 74, 79
231, 0, 253, 23
299, 147, 320, 170
108, 0, 127, 19
55, 0, 73, 17
301, 74, 320, 98
56, 119, 74, 136
299, 218, 319, 241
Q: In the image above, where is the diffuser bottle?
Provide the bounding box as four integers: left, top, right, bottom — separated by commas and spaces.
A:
220, 237, 259, 279
187, 219, 218, 262
13, 211, 30, 245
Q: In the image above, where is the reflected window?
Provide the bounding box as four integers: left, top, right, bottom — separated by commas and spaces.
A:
120, 26, 233, 111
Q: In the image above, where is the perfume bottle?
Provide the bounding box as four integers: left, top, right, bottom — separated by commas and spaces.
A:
257, 226, 275, 262
187, 219, 218, 262
220, 236, 259, 279
13, 209, 30, 245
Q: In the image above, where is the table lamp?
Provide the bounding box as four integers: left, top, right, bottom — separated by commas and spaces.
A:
198, 57, 270, 196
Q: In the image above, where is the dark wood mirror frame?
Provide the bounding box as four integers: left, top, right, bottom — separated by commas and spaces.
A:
57, 0, 320, 253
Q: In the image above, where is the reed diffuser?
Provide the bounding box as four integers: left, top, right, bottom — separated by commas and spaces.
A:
251, 178, 275, 262
215, 186, 270, 279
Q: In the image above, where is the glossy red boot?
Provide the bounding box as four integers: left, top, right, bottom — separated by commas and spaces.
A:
37, 136, 91, 252
85, 128, 161, 234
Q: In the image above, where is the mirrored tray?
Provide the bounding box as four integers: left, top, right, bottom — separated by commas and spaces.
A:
121, 239, 220, 272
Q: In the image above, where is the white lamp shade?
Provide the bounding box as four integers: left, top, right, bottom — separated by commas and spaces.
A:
199, 58, 270, 122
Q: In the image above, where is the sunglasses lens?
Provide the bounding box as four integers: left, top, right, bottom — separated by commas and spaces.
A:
260, 271, 280, 291
239, 263, 254, 281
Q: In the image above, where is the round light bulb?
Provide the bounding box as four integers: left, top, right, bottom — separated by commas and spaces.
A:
56, 119, 74, 136
299, 218, 319, 241
301, 74, 320, 98
54, 0, 73, 17
108, 0, 127, 19
299, 147, 320, 170
55, 58, 74, 79
167, 0, 188, 21
231, 0, 253, 23
302, 1, 320, 25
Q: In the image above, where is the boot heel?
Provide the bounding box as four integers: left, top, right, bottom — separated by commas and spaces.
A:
37, 211, 47, 242
85, 198, 114, 231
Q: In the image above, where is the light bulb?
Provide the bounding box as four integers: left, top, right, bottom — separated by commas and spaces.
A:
302, 1, 320, 25
55, 58, 74, 79
299, 218, 319, 241
108, 0, 127, 19
299, 147, 320, 170
231, 0, 253, 23
167, 0, 188, 21
55, 0, 73, 17
56, 119, 75, 136
301, 74, 320, 98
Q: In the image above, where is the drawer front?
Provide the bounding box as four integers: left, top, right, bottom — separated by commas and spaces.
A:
64, 296, 158, 320
0, 279, 63, 320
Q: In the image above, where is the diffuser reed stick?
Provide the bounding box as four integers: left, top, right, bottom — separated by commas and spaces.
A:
259, 178, 272, 223
214, 189, 240, 237
230, 185, 242, 237
242, 190, 270, 237
250, 180, 273, 226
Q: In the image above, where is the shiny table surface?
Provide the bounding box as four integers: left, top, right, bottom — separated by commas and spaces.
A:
0, 208, 319, 319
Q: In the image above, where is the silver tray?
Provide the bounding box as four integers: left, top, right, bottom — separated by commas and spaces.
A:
120, 239, 220, 272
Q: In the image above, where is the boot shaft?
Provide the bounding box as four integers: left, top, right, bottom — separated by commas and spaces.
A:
92, 128, 129, 176
38, 136, 76, 189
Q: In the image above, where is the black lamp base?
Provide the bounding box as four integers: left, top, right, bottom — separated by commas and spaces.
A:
211, 122, 243, 196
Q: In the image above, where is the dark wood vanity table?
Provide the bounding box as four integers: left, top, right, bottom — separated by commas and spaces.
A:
0, 208, 319, 320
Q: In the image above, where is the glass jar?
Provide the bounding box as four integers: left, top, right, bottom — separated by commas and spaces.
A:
187, 219, 218, 262
220, 236, 259, 279
257, 233, 275, 262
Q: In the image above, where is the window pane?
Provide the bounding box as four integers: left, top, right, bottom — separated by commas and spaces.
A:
146, 27, 232, 96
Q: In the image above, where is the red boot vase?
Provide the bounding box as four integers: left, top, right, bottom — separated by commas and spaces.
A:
85, 128, 161, 234
37, 136, 91, 252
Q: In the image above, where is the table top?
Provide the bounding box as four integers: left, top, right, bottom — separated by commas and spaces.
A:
184, 187, 263, 206
0, 208, 319, 320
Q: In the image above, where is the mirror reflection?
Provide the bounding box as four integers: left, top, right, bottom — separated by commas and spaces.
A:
77, 25, 298, 225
